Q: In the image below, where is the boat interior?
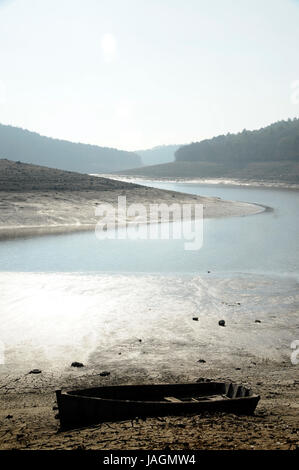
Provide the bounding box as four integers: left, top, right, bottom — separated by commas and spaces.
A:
66, 382, 254, 402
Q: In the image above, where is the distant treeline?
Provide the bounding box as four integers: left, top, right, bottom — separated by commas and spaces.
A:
136, 145, 180, 166
175, 119, 299, 167
0, 124, 141, 173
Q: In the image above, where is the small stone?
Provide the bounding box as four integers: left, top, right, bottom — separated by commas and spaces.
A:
29, 369, 42, 374
218, 320, 225, 327
192, 317, 199, 321
99, 371, 110, 377
71, 362, 84, 368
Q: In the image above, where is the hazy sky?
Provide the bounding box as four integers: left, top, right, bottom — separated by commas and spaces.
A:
0, 0, 299, 150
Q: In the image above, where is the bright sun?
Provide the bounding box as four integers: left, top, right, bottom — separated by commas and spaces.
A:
101, 33, 117, 62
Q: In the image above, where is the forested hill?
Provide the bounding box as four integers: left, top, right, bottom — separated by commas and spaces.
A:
175, 119, 299, 165
118, 119, 299, 183
0, 124, 142, 173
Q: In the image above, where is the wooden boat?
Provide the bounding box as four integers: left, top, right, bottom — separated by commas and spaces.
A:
55, 380, 260, 429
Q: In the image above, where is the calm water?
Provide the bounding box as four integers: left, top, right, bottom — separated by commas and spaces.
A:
1, 182, 298, 369
0, 182, 298, 276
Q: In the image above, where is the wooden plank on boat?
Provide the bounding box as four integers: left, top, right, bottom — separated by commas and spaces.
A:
206, 394, 225, 401
164, 396, 182, 403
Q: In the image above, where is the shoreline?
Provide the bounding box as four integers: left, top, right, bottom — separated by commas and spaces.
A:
99, 174, 299, 191
1, 164, 296, 450
0, 361, 297, 450
0, 223, 96, 241
0, 186, 265, 241
0, 271, 298, 450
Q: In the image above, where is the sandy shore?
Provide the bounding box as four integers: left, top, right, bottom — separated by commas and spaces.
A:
1, 161, 296, 450
0, 188, 264, 241
0, 159, 265, 239
0, 364, 298, 450
0, 272, 298, 450
100, 173, 299, 191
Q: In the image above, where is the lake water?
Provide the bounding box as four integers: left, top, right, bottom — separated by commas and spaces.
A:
0, 182, 298, 277
0, 182, 298, 370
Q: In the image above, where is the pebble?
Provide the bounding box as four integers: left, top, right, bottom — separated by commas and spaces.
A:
99, 371, 110, 377
71, 362, 84, 368
218, 320, 225, 327
29, 369, 42, 374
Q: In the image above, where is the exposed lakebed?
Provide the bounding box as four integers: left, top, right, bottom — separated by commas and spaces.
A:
0, 182, 298, 374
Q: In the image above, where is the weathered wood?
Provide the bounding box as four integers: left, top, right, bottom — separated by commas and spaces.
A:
164, 397, 182, 403
56, 381, 260, 429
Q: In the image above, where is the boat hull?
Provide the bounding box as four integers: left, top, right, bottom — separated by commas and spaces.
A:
56, 382, 260, 429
